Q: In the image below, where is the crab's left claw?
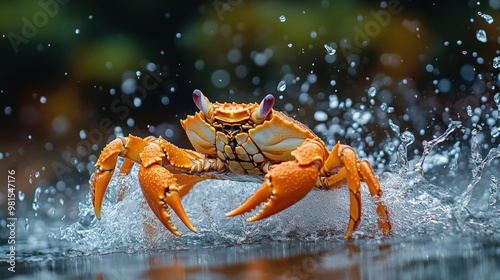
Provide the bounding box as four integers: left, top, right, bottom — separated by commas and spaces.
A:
90, 137, 127, 220
226, 139, 324, 221
139, 164, 196, 236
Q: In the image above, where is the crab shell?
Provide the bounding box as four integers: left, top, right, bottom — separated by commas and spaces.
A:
180, 90, 327, 174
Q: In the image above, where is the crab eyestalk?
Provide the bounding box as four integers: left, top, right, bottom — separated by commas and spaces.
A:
251, 94, 274, 124
192, 89, 214, 119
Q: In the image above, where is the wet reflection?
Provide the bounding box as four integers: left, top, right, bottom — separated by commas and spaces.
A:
5, 236, 500, 279
9, 241, 380, 280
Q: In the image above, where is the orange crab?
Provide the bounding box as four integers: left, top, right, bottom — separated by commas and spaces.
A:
90, 89, 391, 239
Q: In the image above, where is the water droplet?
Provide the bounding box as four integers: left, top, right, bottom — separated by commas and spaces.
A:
367, 86, 377, 97
127, 118, 135, 127
493, 57, 500, 69
287, 43, 293, 48
24, 218, 29, 232
133, 97, 142, 107
329, 94, 339, 108
324, 44, 336, 55
79, 130, 87, 140
35, 171, 40, 178
478, 12, 494, 24
388, 119, 400, 135
314, 111, 328, 122
28, 135, 32, 140
279, 15, 286, 22
492, 127, 500, 138
253, 53, 268, 66
467, 105, 473, 116
114, 126, 124, 137
32, 187, 41, 211
277, 80, 286, 92
40, 96, 47, 104
4, 106, 12, 115
75, 28, 80, 34
476, 29, 487, 43
18, 190, 25, 201
161, 96, 170, 105
211, 69, 231, 88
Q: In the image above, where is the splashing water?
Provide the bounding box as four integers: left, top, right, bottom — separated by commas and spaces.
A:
49, 118, 500, 253
413, 121, 463, 174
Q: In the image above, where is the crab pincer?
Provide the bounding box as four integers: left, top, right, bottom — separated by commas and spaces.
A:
226, 139, 325, 222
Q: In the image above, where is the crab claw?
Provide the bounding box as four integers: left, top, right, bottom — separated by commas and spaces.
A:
138, 164, 196, 236
90, 137, 127, 220
90, 170, 113, 220
225, 161, 318, 221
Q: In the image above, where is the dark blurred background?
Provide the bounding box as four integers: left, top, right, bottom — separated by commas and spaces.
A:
0, 0, 499, 223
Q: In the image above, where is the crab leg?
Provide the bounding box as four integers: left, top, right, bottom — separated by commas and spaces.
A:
358, 159, 392, 235
91, 134, 219, 236
90, 135, 148, 219
321, 142, 391, 238
226, 138, 325, 222
340, 145, 363, 239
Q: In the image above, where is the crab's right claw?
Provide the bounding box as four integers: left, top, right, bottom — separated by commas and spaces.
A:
138, 164, 196, 236
225, 161, 318, 221
226, 138, 323, 221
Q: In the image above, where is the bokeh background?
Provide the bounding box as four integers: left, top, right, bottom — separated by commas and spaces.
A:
0, 0, 499, 235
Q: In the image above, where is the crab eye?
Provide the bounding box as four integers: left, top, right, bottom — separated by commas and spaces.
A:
192, 89, 213, 117
252, 94, 274, 123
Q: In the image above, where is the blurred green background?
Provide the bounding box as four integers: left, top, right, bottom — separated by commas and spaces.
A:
0, 0, 499, 216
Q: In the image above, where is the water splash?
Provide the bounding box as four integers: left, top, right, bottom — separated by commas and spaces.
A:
57, 166, 356, 252
456, 141, 500, 210
414, 121, 462, 174
489, 175, 498, 206
387, 120, 415, 175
